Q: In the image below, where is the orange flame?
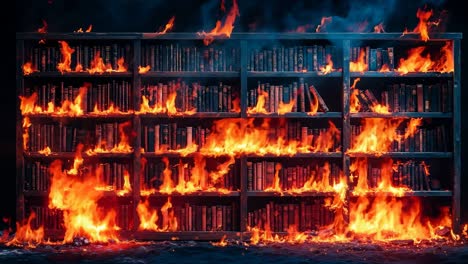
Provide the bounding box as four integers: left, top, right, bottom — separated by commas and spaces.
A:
157, 16, 175, 34
316, 16, 332, 32
86, 121, 133, 154
199, 0, 239, 45
22, 62, 35, 75
373, 23, 385, 33
38, 146, 52, 156
161, 197, 178, 231
350, 48, 367, 72
211, 234, 228, 246
414, 8, 433, 42
75, 25, 93, 33
5, 212, 44, 247
57, 41, 75, 73
22, 117, 31, 151
319, 54, 334, 74
37, 19, 47, 33
48, 157, 120, 243
350, 78, 361, 113
116, 170, 132, 196
397, 42, 453, 74
264, 163, 282, 193
138, 92, 196, 116
138, 65, 151, 74
137, 198, 159, 231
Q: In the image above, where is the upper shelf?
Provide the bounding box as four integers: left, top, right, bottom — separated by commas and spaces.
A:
15, 32, 463, 40
350, 72, 453, 78
247, 72, 341, 78
140, 72, 239, 78
22, 72, 133, 78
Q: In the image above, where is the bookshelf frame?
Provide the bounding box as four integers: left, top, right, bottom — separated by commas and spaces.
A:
15, 32, 462, 240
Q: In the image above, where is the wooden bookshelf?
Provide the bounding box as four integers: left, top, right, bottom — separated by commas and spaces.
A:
16, 32, 462, 240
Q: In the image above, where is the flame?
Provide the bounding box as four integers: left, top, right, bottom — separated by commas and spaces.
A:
87, 50, 127, 74
138, 65, 151, 74
414, 8, 433, 42
373, 23, 385, 33
157, 16, 175, 34
116, 170, 132, 196
75, 25, 93, 33
57, 41, 75, 73
138, 91, 197, 116
350, 78, 361, 113
48, 157, 120, 243
38, 146, 52, 156
137, 198, 159, 231
22, 117, 31, 150
86, 121, 133, 154
160, 197, 178, 231
22, 62, 35, 75
91, 103, 132, 115
198, 0, 239, 46
379, 64, 390, 72
292, 24, 314, 33
348, 118, 421, 154
5, 212, 44, 247
264, 163, 282, 193
319, 54, 334, 74
306, 86, 319, 115
316, 16, 332, 32
211, 234, 227, 246
247, 88, 269, 114
350, 48, 367, 72
37, 19, 47, 33
396, 44, 453, 74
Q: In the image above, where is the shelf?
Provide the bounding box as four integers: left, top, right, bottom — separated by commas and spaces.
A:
133, 231, 241, 241
23, 72, 133, 78
140, 71, 239, 78
23, 113, 134, 120
141, 191, 240, 197
247, 112, 341, 118
350, 71, 453, 78
350, 112, 452, 118
346, 152, 452, 158
24, 152, 133, 159
247, 71, 341, 78
23, 190, 133, 197
350, 190, 452, 197
138, 112, 241, 118
246, 152, 342, 158
247, 191, 336, 197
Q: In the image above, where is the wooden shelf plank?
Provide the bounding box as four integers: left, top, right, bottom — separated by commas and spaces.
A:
140, 71, 239, 78
350, 190, 452, 197
133, 231, 241, 241
23, 113, 134, 120
247, 71, 341, 78
138, 112, 241, 118
24, 152, 133, 159
350, 71, 453, 78
350, 112, 452, 118
246, 152, 342, 158
247, 191, 336, 197
247, 112, 341, 118
140, 191, 240, 197
23, 72, 132, 78
346, 152, 452, 158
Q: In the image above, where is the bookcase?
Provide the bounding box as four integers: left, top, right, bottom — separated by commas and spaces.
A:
15, 32, 462, 241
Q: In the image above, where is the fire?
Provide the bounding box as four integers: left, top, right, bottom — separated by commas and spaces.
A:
198, 0, 239, 45
22, 117, 31, 150
138, 93, 196, 116
199, 118, 340, 157
348, 118, 422, 154
160, 197, 178, 231
264, 163, 282, 193
157, 16, 175, 34
75, 25, 93, 33
22, 62, 35, 75
350, 48, 367, 72
38, 146, 52, 156
86, 121, 133, 154
319, 54, 334, 74
292, 24, 314, 33
37, 19, 47, 33
138, 65, 151, 74
137, 198, 159, 231
48, 156, 120, 243
379, 64, 390, 72
87, 50, 127, 74
57, 41, 74, 73
414, 8, 433, 42
350, 78, 361, 113
373, 23, 385, 33
289, 162, 345, 194
211, 234, 227, 246
306, 86, 319, 115
316, 16, 332, 32
5, 212, 44, 247
116, 170, 132, 196
247, 88, 269, 114
92, 103, 131, 115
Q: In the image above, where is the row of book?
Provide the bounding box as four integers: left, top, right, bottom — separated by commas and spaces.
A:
350, 124, 450, 152
159, 203, 238, 231
24, 81, 133, 113
24, 161, 50, 191
141, 159, 238, 191
354, 161, 433, 191
141, 81, 237, 113
351, 46, 395, 71
248, 200, 334, 232
247, 45, 341, 72
25, 122, 129, 153
248, 79, 329, 112
25, 43, 132, 73
247, 161, 342, 191
141, 44, 240, 72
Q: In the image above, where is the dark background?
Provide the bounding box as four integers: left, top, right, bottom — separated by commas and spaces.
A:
9, 0, 467, 228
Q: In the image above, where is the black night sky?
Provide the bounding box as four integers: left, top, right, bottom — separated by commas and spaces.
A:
10, 0, 468, 227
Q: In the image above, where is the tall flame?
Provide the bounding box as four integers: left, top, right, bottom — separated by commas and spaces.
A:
57, 41, 75, 73
137, 198, 159, 231
350, 49, 367, 72
157, 16, 175, 34
5, 212, 44, 247
22, 117, 31, 151
414, 8, 433, 42
397, 42, 453, 74
199, 0, 239, 45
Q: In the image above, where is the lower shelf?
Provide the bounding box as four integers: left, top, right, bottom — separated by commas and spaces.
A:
350, 190, 453, 197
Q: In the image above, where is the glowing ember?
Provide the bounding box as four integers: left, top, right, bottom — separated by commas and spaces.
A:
316, 16, 332, 32
38, 146, 52, 156
373, 23, 385, 33
157, 16, 175, 34
57, 41, 75, 73
348, 118, 422, 154
198, 0, 239, 45
138, 65, 151, 74
22, 62, 35, 75
5, 212, 44, 247
48, 157, 120, 243
350, 48, 367, 72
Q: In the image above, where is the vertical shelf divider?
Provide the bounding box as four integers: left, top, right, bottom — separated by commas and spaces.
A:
342, 39, 351, 227
239, 40, 248, 233
452, 38, 461, 233
132, 38, 142, 232
16, 39, 25, 224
